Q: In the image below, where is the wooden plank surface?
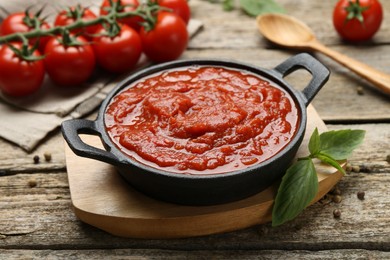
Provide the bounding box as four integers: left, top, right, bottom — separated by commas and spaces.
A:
0, 249, 389, 259
0, 0, 389, 257
0, 124, 388, 250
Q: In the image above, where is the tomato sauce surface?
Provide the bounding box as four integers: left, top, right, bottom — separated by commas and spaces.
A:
105, 66, 300, 175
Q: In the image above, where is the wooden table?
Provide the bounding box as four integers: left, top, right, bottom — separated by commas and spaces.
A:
0, 0, 389, 258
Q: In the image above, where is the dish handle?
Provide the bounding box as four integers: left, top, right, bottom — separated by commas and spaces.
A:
61, 119, 119, 165
273, 53, 330, 106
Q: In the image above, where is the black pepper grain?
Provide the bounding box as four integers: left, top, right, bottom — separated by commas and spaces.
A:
357, 191, 365, 200
33, 155, 40, 164
356, 86, 364, 95
332, 187, 342, 196
333, 209, 341, 218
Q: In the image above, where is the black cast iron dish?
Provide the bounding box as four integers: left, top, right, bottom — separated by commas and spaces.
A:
62, 53, 330, 206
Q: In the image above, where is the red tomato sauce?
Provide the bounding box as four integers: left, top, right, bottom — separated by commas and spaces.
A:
105, 66, 300, 174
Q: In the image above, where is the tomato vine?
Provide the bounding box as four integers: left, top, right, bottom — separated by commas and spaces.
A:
0, 0, 190, 96
0, 1, 160, 44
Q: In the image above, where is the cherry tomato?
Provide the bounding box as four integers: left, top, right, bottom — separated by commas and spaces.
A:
0, 43, 44, 97
54, 6, 101, 38
44, 36, 96, 86
158, 0, 191, 24
92, 24, 142, 74
140, 12, 188, 63
100, 0, 144, 31
0, 12, 51, 52
333, 0, 383, 42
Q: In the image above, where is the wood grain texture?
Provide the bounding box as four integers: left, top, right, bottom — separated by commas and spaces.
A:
0, 249, 389, 259
0, 0, 389, 257
0, 172, 388, 250
0, 124, 388, 250
188, 0, 390, 49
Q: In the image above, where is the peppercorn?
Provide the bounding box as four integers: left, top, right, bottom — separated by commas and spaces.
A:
357, 191, 365, 200
356, 86, 364, 95
352, 165, 360, 173
332, 195, 342, 203
33, 155, 40, 164
44, 152, 52, 162
333, 209, 341, 218
332, 187, 342, 196
28, 179, 37, 188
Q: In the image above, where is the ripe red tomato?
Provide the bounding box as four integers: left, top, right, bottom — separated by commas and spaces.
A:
92, 24, 142, 74
0, 43, 44, 97
100, 0, 144, 31
158, 0, 191, 24
333, 0, 383, 42
140, 12, 188, 63
44, 36, 96, 86
54, 6, 101, 38
0, 12, 51, 52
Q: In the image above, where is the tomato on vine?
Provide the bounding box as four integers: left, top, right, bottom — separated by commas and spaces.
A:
0, 11, 51, 52
140, 12, 188, 62
0, 43, 45, 97
92, 23, 142, 74
44, 34, 96, 86
100, 0, 144, 31
54, 5, 101, 38
157, 0, 191, 24
333, 0, 383, 42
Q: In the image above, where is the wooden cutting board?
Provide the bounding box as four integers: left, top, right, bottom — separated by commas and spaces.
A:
65, 105, 344, 239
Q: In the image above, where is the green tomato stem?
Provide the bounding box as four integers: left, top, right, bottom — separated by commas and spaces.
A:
0, 8, 145, 44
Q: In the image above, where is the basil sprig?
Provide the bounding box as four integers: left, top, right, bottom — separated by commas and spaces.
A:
240, 0, 285, 17
272, 128, 366, 227
214, 0, 285, 16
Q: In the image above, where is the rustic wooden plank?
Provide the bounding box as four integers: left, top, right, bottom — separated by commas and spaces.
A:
0, 0, 388, 255
0, 133, 66, 173
189, 0, 390, 49
0, 170, 388, 250
0, 172, 390, 250
0, 249, 389, 259
327, 124, 390, 172
0, 125, 388, 250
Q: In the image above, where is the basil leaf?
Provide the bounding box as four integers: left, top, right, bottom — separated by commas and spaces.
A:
272, 159, 318, 227
223, 0, 234, 11
317, 153, 346, 175
308, 127, 321, 155
319, 129, 366, 160
239, 0, 285, 17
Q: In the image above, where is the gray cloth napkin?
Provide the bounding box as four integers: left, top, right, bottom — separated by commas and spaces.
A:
0, 0, 203, 151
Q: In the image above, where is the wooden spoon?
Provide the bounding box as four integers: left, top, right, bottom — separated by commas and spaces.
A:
256, 13, 390, 95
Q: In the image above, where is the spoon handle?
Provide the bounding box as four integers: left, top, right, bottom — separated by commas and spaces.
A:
310, 41, 390, 95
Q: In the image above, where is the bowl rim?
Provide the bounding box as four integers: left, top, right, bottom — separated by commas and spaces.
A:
96, 59, 308, 180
